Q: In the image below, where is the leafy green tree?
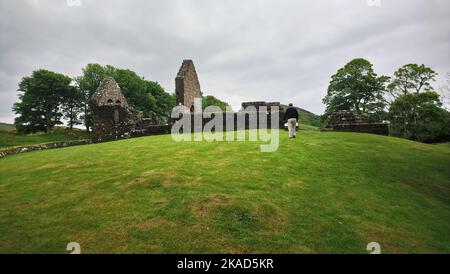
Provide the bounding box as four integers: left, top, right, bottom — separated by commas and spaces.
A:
76, 64, 107, 131
388, 91, 450, 143
323, 58, 389, 121
147, 81, 176, 123
13, 69, 72, 133
202, 95, 232, 112
107, 67, 157, 117
388, 64, 437, 97
62, 86, 83, 130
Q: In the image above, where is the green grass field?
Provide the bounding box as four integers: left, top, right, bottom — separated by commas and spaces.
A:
435, 142, 450, 149
0, 129, 449, 253
0, 127, 90, 149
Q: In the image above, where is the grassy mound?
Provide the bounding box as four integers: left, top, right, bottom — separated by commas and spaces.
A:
0, 129, 449, 253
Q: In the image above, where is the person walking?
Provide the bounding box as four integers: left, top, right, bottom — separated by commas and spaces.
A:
284, 103, 299, 138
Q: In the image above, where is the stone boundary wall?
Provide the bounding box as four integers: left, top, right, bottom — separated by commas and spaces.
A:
321, 123, 389, 135
130, 125, 171, 137
172, 112, 286, 133
0, 139, 93, 159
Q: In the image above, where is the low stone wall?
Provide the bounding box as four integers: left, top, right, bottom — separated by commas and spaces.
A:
130, 125, 171, 137
0, 139, 93, 158
172, 112, 286, 133
321, 123, 389, 135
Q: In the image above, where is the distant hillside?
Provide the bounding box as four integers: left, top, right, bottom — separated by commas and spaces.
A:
0, 123, 15, 132
280, 104, 321, 127
0, 125, 90, 149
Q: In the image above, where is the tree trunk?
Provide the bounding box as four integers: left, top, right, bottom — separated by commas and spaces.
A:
84, 102, 90, 132
69, 106, 73, 130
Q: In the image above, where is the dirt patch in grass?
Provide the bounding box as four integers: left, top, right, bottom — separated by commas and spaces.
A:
191, 194, 234, 217
212, 194, 232, 203
228, 246, 247, 253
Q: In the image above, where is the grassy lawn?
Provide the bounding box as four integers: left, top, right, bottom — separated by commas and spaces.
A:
0, 129, 449, 253
435, 142, 450, 149
0, 127, 90, 149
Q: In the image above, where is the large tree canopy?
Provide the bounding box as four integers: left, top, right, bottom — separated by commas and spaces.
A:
61, 86, 83, 130
75, 64, 107, 131
388, 64, 437, 97
147, 80, 176, 123
388, 91, 450, 143
13, 65, 178, 133
13, 69, 73, 133
202, 95, 231, 112
323, 58, 389, 121
107, 66, 157, 117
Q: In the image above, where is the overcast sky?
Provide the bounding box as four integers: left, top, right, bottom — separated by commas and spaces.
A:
1, 0, 449, 123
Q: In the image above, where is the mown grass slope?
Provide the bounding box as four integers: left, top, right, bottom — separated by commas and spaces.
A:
0, 129, 449, 253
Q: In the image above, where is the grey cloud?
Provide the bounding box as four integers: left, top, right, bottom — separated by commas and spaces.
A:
1, 0, 449, 123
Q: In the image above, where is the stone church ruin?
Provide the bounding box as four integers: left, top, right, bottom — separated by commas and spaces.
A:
90, 77, 165, 141
322, 111, 389, 135
171, 60, 284, 133
90, 60, 289, 141
90, 77, 142, 141
90, 59, 387, 142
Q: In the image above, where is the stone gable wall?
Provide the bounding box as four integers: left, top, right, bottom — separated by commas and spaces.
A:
90, 77, 128, 108
175, 60, 201, 109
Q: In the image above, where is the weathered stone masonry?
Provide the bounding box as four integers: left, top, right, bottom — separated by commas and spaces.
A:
90, 77, 162, 142
175, 60, 202, 110
0, 139, 92, 158
171, 101, 285, 133
322, 111, 389, 135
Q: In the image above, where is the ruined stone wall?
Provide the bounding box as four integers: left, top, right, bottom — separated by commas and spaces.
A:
175, 60, 201, 109
130, 125, 171, 137
323, 111, 389, 135
323, 123, 389, 135
0, 139, 92, 158
90, 77, 128, 108
91, 105, 143, 142
171, 111, 285, 133
241, 101, 281, 112
90, 76, 165, 142
325, 111, 368, 125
